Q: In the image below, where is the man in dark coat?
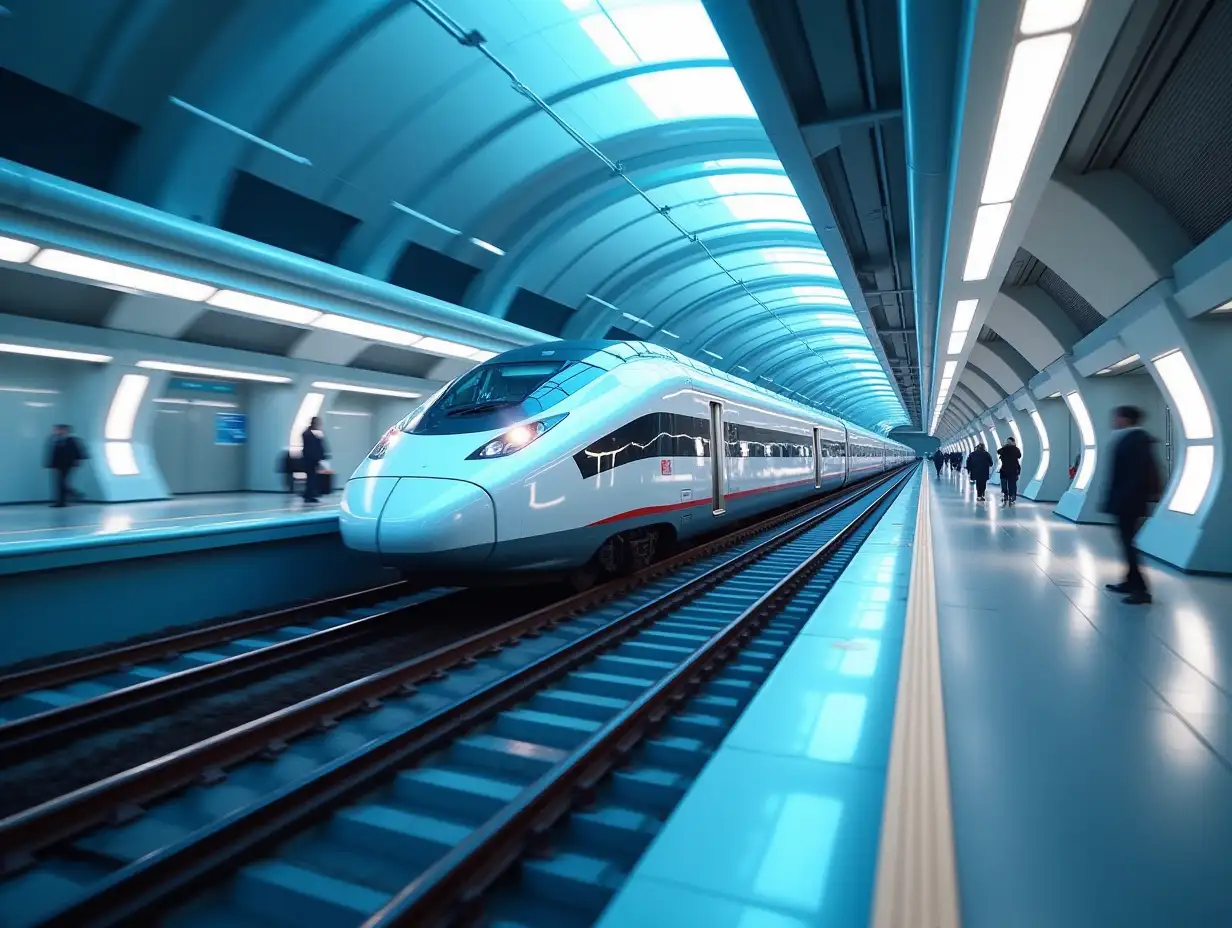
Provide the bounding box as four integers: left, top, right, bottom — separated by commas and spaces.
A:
932, 449, 945, 476
1102, 405, 1160, 605
300, 417, 329, 504
966, 442, 993, 502
997, 437, 1022, 504
45, 424, 87, 507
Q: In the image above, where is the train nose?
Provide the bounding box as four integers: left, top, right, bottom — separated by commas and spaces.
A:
343, 476, 496, 565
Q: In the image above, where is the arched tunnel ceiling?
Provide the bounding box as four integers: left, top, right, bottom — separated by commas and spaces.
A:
0, 0, 909, 431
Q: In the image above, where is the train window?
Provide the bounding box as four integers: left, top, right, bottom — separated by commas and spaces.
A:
410, 361, 601, 435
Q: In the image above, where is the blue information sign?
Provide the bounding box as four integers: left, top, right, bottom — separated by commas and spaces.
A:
215, 413, 248, 446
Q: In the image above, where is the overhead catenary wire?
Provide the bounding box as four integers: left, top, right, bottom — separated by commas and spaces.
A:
411, 0, 904, 428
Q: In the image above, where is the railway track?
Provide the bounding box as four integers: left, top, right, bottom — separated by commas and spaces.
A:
0, 585, 466, 764
0, 465, 913, 927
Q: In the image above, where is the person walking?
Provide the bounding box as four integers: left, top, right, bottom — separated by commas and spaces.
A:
997, 437, 1022, 504
45, 424, 87, 507
967, 442, 993, 502
300, 417, 329, 504
932, 449, 945, 477
1102, 405, 1161, 605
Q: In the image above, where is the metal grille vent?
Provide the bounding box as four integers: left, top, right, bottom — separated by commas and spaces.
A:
1116, 1, 1232, 243
977, 325, 1000, 343
1037, 268, 1104, 336
1003, 248, 1045, 287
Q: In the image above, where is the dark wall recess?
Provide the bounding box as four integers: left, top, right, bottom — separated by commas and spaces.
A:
219, 171, 358, 264
507, 289, 576, 337
0, 68, 137, 190
389, 242, 479, 305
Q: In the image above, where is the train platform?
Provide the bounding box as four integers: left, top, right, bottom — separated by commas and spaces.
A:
0, 493, 339, 576
597, 470, 921, 927
930, 466, 1232, 926
0, 493, 395, 670
597, 466, 1232, 927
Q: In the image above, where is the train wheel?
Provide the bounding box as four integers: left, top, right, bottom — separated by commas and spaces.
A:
597, 527, 661, 576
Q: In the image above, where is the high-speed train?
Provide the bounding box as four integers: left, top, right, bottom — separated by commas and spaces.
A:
341, 340, 911, 585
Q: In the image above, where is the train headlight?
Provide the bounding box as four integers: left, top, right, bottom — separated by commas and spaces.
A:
468, 414, 567, 460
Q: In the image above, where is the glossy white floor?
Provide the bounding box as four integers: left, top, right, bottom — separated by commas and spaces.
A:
0, 493, 338, 553
932, 466, 1232, 927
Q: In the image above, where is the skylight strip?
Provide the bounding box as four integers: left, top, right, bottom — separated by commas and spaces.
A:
391, 202, 462, 236
170, 96, 311, 166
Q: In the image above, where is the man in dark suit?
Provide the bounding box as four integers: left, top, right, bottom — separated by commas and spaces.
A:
1102, 405, 1160, 605
966, 442, 993, 502
301, 416, 328, 504
45, 424, 87, 507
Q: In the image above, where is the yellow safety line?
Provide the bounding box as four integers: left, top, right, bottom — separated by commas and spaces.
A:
872, 473, 961, 928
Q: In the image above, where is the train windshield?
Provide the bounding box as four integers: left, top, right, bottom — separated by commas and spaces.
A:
437, 362, 565, 415
408, 360, 600, 434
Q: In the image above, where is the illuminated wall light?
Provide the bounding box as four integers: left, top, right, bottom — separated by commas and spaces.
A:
963, 203, 1012, 281
207, 290, 321, 325
0, 235, 38, 263
390, 201, 461, 236
312, 381, 421, 399
661, 329, 680, 339
136, 360, 292, 384
1009, 418, 1023, 448
1020, 0, 1088, 36
621, 312, 653, 327
105, 374, 149, 441
1064, 391, 1096, 446
0, 342, 112, 363
584, 294, 621, 312
1030, 408, 1051, 482
702, 349, 723, 360
32, 250, 216, 301
105, 442, 140, 477
289, 392, 326, 455
1168, 444, 1215, 515
1153, 349, 1213, 440
980, 33, 1073, 204
947, 330, 967, 355
1111, 353, 1140, 369
470, 238, 505, 256
471, 350, 498, 362
313, 314, 423, 347
416, 336, 479, 359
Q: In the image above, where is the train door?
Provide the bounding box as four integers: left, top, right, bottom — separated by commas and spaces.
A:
812, 427, 822, 489
709, 401, 725, 514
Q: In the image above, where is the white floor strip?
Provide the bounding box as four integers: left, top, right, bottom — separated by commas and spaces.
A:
872, 474, 961, 927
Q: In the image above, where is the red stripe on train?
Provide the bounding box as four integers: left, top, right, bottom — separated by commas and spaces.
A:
587, 477, 821, 527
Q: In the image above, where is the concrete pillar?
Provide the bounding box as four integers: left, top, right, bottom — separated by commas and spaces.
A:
1017, 393, 1071, 502
1046, 358, 1158, 524
1120, 295, 1232, 572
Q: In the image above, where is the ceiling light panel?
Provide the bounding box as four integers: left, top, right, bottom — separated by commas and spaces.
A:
207, 290, 321, 325
312, 381, 421, 399
963, 203, 1012, 281
0, 235, 38, 263
981, 33, 1073, 205
32, 250, 216, 301
0, 342, 112, 363
136, 360, 292, 384
1020, 0, 1088, 36
313, 314, 422, 346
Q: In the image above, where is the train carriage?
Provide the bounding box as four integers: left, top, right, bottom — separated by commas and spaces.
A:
341, 340, 910, 584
